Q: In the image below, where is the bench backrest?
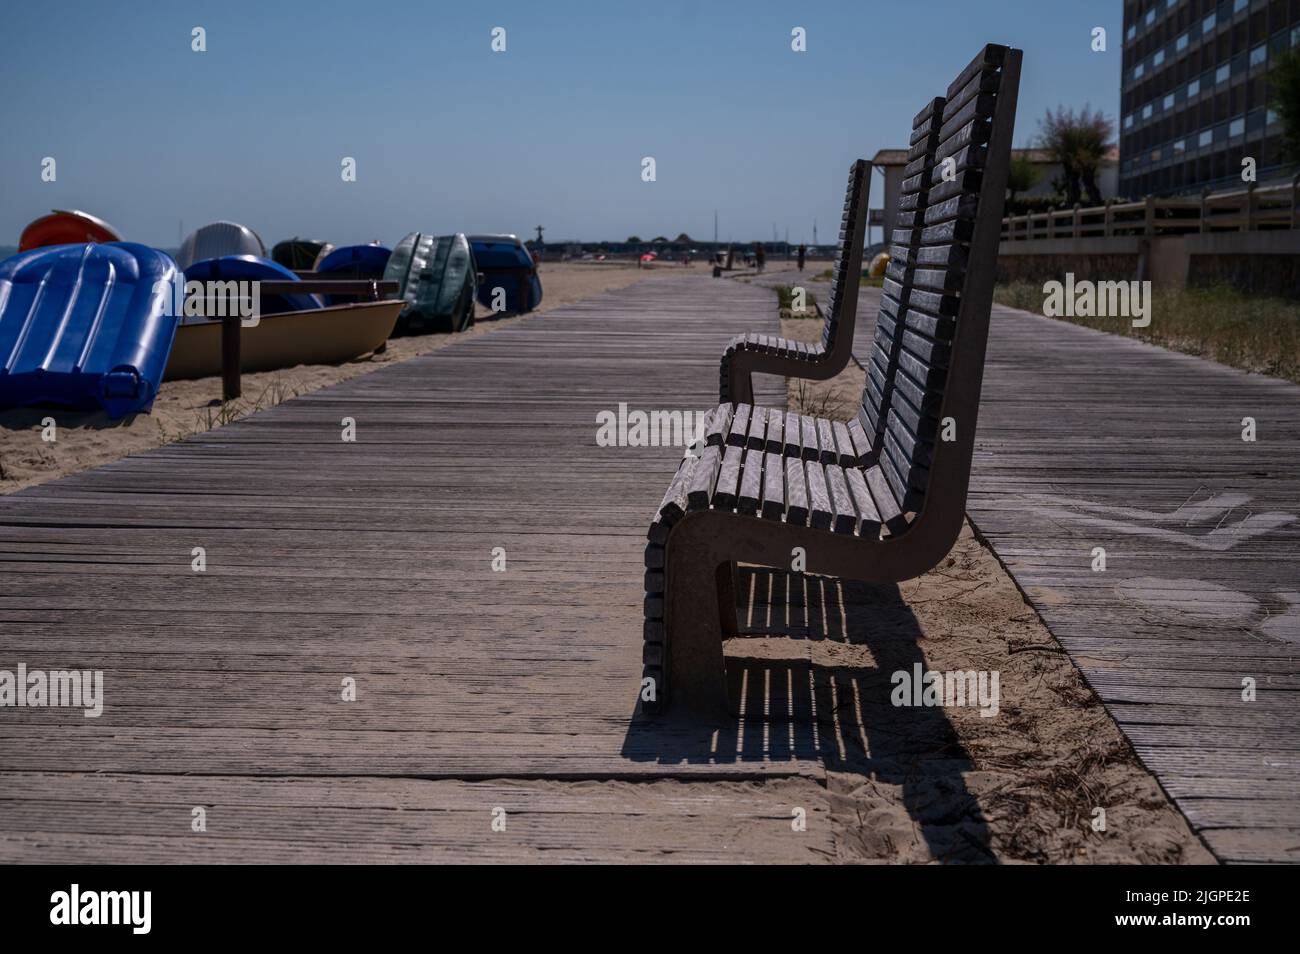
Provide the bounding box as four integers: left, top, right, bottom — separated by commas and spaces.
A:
860, 97, 946, 462
874, 44, 1021, 516
819, 160, 871, 355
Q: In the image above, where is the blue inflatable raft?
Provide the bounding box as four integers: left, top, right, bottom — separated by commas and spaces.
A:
0, 242, 181, 419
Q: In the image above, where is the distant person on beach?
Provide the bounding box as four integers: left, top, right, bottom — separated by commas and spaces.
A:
755, 242, 766, 274
797, 244, 806, 271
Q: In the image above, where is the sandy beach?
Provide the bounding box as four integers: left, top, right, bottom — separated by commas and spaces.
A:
0, 262, 654, 495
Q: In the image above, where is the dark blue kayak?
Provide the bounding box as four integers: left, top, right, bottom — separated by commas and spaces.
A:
314, 244, 392, 305
181, 256, 323, 317
469, 235, 542, 314
0, 242, 181, 418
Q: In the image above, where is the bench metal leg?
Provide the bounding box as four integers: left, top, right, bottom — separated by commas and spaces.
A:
717, 560, 741, 637
664, 530, 731, 720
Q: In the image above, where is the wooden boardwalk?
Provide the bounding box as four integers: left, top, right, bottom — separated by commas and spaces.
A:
0, 275, 844, 863
835, 282, 1300, 864
5, 267, 1296, 862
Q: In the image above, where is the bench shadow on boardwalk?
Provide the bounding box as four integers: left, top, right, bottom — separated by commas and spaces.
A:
622, 569, 993, 861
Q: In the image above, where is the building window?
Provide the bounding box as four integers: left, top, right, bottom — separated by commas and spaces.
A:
1187, 78, 1200, 97
1229, 117, 1245, 137
1233, 0, 1247, 12
1146, 9, 1156, 26
1124, 113, 1134, 129
1151, 148, 1162, 162
1153, 49, 1166, 66
1199, 129, 1213, 146
1127, 24, 1137, 41
1267, 108, 1279, 125
1203, 12, 1216, 32
1249, 43, 1267, 68
1163, 93, 1175, 109
1173, 139, 1186, 152
1215, 63, 1230, 84
1143, 103, 1153, 119
1176, 33, 1189, 52
1134, 62, 1145, 79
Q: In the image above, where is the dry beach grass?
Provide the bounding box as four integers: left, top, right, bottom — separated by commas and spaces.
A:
994, 282, 1300, 383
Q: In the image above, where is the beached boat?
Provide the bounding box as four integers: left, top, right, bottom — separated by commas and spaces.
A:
177, 221, 266, 270
314, 243, 393, 305
18, 209, 122, 251
0, 242, 180, 418
272, 238, 334, 271
385, 232, 477, 334
181, 255, 323, 315
164, 255, 398, 379
164, 299, 401, 379
469, 234, 542, 314
315, 243, 391, 278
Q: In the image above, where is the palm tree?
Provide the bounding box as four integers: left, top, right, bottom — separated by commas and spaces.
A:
1271, 48, 1300, 163
1038, 106, 1113, 206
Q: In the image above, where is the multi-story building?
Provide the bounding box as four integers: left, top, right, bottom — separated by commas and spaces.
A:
1120, 0, 1300, 197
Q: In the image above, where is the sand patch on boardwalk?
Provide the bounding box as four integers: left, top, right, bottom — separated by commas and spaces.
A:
0, 262, 650, 495
774, 314, 1214, 863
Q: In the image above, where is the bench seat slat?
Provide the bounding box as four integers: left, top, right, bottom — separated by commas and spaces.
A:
705, 403, 733, 446
727, 403, 751, 446
832, 420, 856, 467
762, 451, 786, 519
816, 418, 837, 464
687, 445, 722, 510
785, 457, 809, 526
746, 405, 768, 449
826, 464, 858, 534
799, 415, 819, 462
864, 465, 907, 533
805, 461, 834, 530
846, 467, 882, 539
765, 407, 784, 453
656, 455, 696, 525
738, 448, 764, 515
712, 444, 744, 509
783, 410, 802, 457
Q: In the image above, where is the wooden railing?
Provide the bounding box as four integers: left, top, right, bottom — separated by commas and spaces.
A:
1000, 175, 1300, 241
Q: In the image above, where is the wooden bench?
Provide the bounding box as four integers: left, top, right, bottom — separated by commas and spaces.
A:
642, 44, 1022, 717
719, 160, 870, 405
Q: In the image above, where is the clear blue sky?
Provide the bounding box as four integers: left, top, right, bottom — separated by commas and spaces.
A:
0, 0, 1122, 247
